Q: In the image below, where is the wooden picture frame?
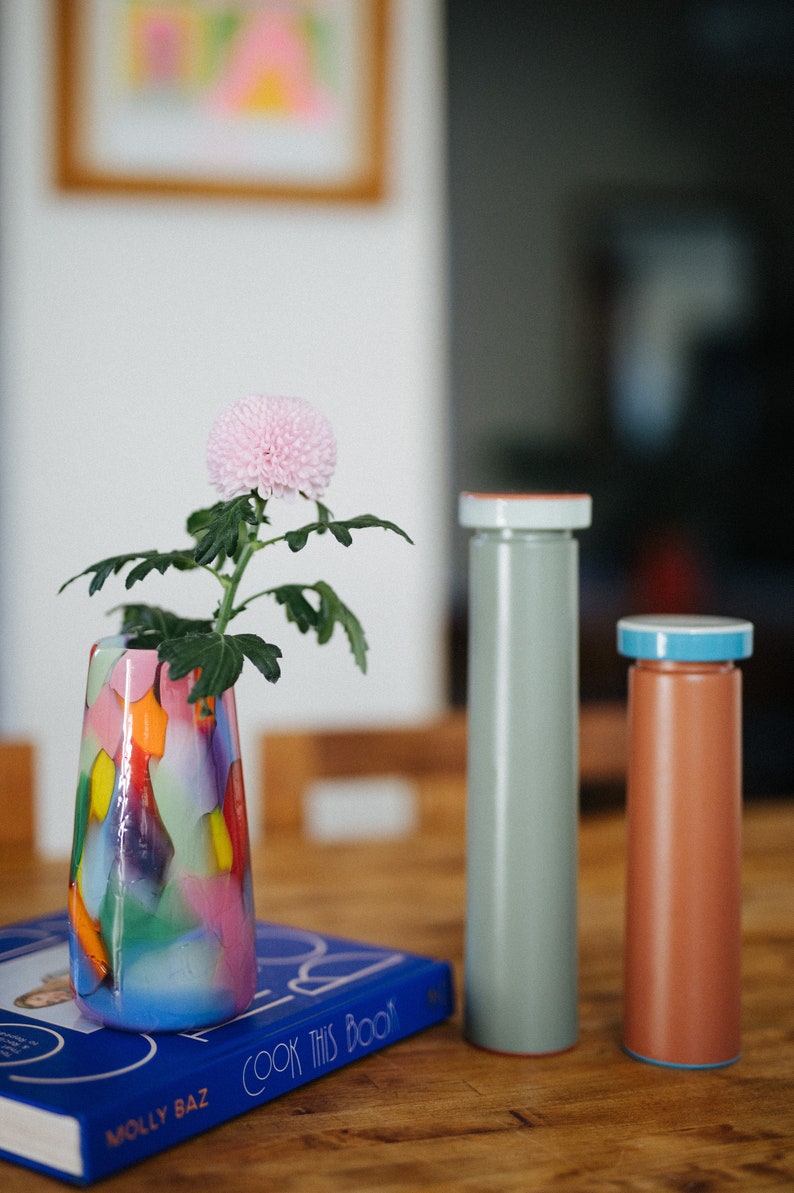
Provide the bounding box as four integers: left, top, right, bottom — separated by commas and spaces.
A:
54, 0, 389, 202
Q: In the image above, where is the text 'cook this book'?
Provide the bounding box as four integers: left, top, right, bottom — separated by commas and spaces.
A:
0, 912, 454, 1184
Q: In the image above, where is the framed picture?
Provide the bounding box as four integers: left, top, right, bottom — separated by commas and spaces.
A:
54, 0, 389, 202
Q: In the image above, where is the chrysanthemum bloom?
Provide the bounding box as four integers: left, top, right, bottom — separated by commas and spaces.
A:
206, 394, 337, 501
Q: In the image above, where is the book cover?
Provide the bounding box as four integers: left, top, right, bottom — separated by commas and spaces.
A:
0, 911, 454, 1184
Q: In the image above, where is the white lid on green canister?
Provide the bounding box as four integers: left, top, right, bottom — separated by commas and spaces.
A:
459, 492, 592, 530
617, 614, 754, 662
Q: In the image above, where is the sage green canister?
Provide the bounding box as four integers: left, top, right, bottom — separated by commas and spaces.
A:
459, 492, 592, 1054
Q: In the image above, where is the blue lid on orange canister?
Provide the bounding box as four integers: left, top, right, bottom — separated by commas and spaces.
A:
617, 615, 754, 662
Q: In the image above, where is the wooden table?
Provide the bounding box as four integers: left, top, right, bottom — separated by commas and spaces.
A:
1, 801, 792, 1190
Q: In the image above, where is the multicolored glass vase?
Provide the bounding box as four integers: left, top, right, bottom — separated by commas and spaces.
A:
69, 638, 257, 1032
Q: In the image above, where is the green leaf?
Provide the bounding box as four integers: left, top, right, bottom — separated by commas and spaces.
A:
234, 633, 283, 684
328, 523, 353, 547
268, 581, 368, 673
270, 584, 320, 633
158, 633, 242, 701
314, 581, 368, 671
186, 506, 218, 538
116, 604, 214, 648
192, 496, 260, 567
284, 524, 314, 552
59, 548, 202, 597
157, 631, 282, 702
59, 552, 159, 597
124, 551, 198, 588
313, 581, 340, 646
338, 514, 414, 544
283, 512, 413, 554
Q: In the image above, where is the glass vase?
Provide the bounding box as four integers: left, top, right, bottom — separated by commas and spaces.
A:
68, 638, 257, 1032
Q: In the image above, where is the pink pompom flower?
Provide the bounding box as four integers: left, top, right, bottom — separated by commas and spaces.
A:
206, 394, 337, 501
62, 389, 412, 703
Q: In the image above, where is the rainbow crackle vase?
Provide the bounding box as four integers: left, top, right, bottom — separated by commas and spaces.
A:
68, 638, 257, 1032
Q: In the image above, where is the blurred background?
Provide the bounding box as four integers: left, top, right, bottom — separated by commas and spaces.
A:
447, 0, 794, 800
1, 0, 792, 854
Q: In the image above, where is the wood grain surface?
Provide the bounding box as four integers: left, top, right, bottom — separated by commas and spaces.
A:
1, 800, 792, 1191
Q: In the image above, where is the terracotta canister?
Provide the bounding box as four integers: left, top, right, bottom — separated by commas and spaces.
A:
617, 614, 753, 1068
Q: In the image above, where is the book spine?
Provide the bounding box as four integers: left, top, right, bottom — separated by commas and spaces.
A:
83, 961, 453, 1182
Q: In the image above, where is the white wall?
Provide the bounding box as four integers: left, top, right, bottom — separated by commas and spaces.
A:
0, 0, 449, 855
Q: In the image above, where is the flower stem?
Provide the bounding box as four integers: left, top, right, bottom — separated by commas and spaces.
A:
213, 496, 267, 635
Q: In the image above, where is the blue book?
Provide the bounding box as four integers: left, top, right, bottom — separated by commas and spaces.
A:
0, 911, 454, 1184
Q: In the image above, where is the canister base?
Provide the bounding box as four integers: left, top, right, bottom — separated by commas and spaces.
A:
466, 1035, 578, 1058
623, 1044, 741, 1070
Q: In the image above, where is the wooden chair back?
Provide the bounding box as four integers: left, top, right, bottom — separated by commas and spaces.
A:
261, 702, 626, 839
0, 740, 35, 856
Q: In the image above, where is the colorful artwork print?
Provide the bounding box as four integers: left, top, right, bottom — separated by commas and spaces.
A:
69, 639, 257, 1032
57, 0, 386, 199
121, 1, 340, 123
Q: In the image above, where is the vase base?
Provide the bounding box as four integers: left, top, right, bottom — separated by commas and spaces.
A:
74, 987, 256, 1034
